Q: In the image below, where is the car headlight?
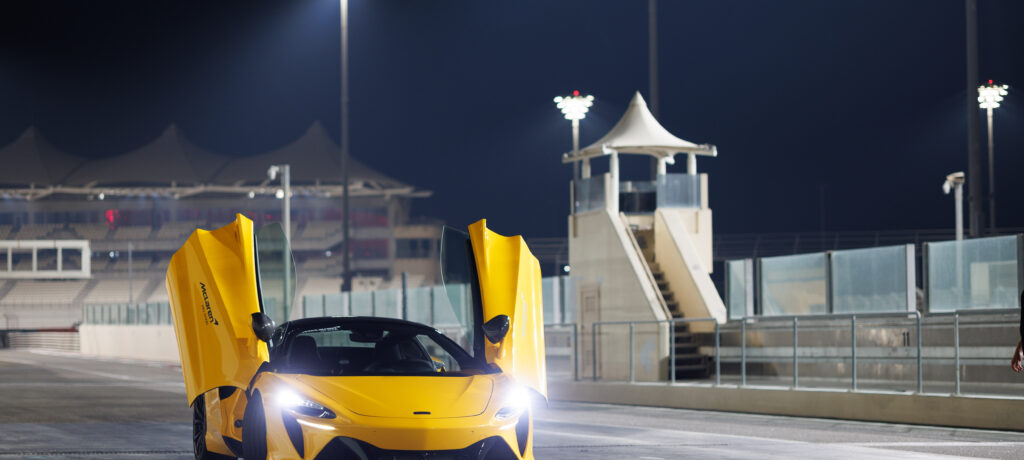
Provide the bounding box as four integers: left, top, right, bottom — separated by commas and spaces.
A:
494, 386, 530, 421
276, 389, 336, 419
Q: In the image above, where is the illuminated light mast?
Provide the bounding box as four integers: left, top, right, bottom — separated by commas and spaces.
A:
553, 90, 595, 179
977, 80, 1008, 230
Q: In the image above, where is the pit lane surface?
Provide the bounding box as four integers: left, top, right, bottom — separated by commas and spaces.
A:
2, 349, 1023, 459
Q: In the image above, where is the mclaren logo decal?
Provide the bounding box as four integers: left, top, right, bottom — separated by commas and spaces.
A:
199, 282, 219, 325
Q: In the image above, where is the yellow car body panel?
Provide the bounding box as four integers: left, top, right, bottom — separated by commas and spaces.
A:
284, 374, 494, 418
202, 387, 246, 455
165, 214, 268, 404
468, 219, 547, 400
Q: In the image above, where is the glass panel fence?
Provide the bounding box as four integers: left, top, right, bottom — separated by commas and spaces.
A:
373, 289, 401, 319
726, 259, 752, 319
405, 286, 433, 325
760, 253, 828, 315
831, 245, 912, 313
927, 235, 1020, 312
324, 293, 346, 317
573, 176, 605, 213
656, 173, 701, 208
303, 294, 325, 318
349, 291, 374, 317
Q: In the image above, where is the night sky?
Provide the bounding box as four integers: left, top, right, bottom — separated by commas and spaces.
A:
1, 0, 1022, 238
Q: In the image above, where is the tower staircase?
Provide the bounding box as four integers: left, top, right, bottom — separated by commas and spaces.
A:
632, 228, 712, 379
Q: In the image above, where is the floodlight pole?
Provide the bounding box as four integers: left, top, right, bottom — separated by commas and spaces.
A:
965, 0, 982, 237
648, 0, 659, 180
270, 164, 293, 321
978, 81, 1008, 233
986, 105, 994, 230
340, 0, 351, 292
572, 119, 580, 163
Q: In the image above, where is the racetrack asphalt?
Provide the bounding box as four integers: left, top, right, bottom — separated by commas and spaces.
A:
1, 349, 1023, 459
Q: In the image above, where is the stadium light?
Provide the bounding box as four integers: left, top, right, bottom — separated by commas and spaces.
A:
553, 90, 595, 121
553, 90, 594, 182
977, 80, 1008, 230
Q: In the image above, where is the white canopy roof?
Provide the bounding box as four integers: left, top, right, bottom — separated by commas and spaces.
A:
564, 92, 716, 163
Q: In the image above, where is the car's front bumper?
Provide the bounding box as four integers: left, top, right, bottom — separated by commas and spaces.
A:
312, 435, 518, 460
266, 408, 530, 460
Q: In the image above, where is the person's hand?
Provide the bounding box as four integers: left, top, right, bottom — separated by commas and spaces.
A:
1012, 340, 1023, 373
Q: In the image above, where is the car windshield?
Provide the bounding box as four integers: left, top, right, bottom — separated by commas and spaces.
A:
272, 319, 492, 377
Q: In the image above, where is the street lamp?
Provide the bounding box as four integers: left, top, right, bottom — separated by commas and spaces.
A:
554, 91, 594, 179
978, 80, 1008, 231
942, 171, 965, 241
267, 164, 291, 244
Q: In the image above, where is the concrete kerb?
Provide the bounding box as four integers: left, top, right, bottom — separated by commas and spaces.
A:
549, 380, 1024, 432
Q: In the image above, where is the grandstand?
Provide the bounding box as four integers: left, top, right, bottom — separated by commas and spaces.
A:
0, 123, 444, 326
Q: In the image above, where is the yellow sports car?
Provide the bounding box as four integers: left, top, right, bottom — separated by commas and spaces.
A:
166, 215, 546, 459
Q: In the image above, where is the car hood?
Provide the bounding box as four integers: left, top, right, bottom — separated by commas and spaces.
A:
283, 374, 495, 419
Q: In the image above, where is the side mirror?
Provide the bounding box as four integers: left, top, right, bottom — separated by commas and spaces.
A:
252, 312, 275, 342
482, 314, 510, 344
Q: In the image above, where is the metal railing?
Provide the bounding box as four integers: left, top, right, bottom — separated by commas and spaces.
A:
931, 307, 1018, 395
546, 308, 1022, 398
589, 318, 719, 384
733, 311, 922, 392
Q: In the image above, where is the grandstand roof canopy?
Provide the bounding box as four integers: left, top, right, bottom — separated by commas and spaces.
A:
0, 123, 425, 200
0, 127, 85, 187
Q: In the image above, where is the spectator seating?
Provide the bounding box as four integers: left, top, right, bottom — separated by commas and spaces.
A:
0, 280, 87, 305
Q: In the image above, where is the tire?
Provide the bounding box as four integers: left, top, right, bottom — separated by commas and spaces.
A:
192, 394, 235, 460
242, 390, 268, 460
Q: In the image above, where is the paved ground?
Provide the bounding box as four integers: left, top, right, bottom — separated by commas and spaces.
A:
2, 349, 1024, 459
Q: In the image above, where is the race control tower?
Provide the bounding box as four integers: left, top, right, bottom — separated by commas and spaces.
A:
562, 92, 726, 380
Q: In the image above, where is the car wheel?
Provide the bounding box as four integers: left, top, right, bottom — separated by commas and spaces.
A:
242, 390, 268, 460
192, 393, 235, 460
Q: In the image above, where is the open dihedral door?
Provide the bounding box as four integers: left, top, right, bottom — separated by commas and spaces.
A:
467, 219, 547, 400
166, 214, 268, 404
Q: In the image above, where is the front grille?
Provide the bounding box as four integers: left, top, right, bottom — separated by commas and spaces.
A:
313, 436, 518, 460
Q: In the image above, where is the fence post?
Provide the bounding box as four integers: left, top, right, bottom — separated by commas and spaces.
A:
573, 323, 579, 381
592, 323, 598, 382
371, 291, 376, 317
793, 317, 799, 388
954, 312, 960, 395
714, 320, 720, 385
628, 323, 635, 383
670, 319, 676, 383
921, 313, 929, 393
851, 315, 857, 391
741, 319, 747, 386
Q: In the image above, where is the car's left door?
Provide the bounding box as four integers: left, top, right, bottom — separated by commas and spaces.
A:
166, 214, 269, 405
467, 219, 548, 401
